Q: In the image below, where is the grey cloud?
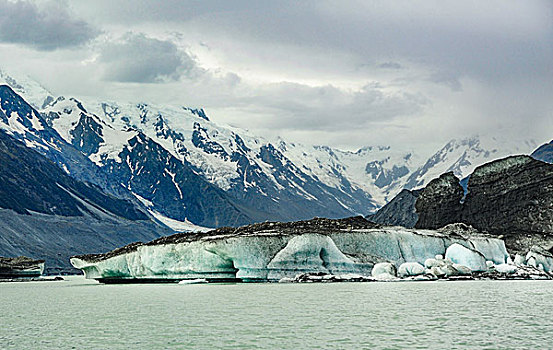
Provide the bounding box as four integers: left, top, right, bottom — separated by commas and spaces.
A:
428, 72, 463, 92
72, 1, 290, 24
2, 1, 550, 152
226, 81, 427, 132
73, 1, 553, 85
183, 1, 552, 84
0, 0, 99, 50
378, 62, 402, 70
98, 33, 198, 83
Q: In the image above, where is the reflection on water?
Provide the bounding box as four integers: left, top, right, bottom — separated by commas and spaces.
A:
1, 276, 552, 349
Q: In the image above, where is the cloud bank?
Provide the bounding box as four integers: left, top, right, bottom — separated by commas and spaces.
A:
0, 1, 551, 153
98, 33, 197, 83
0, 0, 98, 50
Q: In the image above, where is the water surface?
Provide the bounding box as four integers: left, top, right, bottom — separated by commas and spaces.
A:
1, 276, 551, 349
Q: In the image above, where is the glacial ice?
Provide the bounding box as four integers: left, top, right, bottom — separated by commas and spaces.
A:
425, 256, 471, 277
526, 248, 553, 273
494, 264, 517, 274
424, 258, 437, 269
468, 239, 509, 265
371, 262, 397, 280
514, 254, 526, 265
178, 279, 207, 284
71, 227, 509, 281
445, 243, 487, 272
265, 234, 365, 280
398, 262, 425, 277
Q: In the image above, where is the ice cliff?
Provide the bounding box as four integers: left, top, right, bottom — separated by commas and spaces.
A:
70, 217, 509, 282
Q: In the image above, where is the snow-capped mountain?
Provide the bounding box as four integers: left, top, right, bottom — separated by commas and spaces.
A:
42, 96, 370, 226
0, 69, 543, 227
0, 83, 262, 229
0, 84, 132, 199
279, 143, 421, 205
405, 136, 539, 189
0, 114, 174, 272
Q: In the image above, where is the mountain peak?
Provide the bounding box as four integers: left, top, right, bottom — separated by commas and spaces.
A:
0, 69, 54, 110
182, 107, 209, 121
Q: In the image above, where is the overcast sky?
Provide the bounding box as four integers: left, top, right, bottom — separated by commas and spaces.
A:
0, 0, 551, 154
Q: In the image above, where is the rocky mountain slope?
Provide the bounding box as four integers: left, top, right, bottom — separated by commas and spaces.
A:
366, 189, 421, 227
0, 84, 269, 228
42, 97, 360, 225
0, 129, 173, 273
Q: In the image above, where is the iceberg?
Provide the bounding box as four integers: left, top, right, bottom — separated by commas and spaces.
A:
398, 262, 425, 277
494, 264, 517, 274
371, 262, 397, 279
424, 256, 471, 277
514, 254, 526, 265
70, 217, 510, 282
178, 278, 207, 284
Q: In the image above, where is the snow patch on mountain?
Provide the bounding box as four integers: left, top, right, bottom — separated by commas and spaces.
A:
149, 210, 211, 232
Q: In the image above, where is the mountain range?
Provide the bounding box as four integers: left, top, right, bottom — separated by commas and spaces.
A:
0, 68, 548, 271
1, 70, 541, 221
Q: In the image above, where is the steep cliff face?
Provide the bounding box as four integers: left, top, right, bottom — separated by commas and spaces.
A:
461, 156, 553, 235
414, 172, 464, 229
414, 156, 553, 252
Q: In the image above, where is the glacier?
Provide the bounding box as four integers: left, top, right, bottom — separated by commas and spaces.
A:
70, 218, 510, 282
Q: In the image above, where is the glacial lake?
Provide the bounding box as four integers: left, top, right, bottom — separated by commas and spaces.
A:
1, 276, 552, 349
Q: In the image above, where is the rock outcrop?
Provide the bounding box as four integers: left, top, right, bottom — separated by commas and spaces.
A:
415, 172, 463, 229
414, 156, 553, 252
461, 156, 553, 238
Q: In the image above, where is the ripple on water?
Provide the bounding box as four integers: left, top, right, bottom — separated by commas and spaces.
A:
1, 277, 553, 349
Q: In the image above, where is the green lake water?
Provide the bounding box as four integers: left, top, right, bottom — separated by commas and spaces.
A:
1, 276, 551, 349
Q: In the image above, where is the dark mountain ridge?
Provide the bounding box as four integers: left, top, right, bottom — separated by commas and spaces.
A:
414, 156, 553, 252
